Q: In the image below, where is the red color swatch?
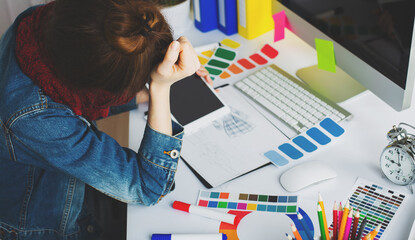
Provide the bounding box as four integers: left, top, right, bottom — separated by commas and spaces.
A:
261, 44, 279, 59
249, 54, 268, 65
237, 58, 255, 69
198, 200, 209, 207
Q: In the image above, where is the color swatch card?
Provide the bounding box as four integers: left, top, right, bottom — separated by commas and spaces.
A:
339, 178, 407, 239
197, 190, 298, 213
265, 117, 345, 167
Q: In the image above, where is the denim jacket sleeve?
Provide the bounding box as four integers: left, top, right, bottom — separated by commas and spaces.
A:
11, 108, 184, 205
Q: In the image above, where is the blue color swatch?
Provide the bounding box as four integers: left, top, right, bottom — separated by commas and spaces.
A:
306, 127, 331, 145
264, 150, 289, 166
292, 136, 318, 152
278, 143, 303, 160
320, 118, 345, 137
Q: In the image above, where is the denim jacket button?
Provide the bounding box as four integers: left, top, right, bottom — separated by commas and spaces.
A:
170, 149, 179, 159
87, 225, 94, 233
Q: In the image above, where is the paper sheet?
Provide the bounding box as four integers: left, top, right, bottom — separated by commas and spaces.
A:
180, 87, 288, 187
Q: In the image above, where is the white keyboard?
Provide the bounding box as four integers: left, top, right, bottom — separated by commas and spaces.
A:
234, 64, 351, 134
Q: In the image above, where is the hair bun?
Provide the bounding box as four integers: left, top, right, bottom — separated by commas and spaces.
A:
104, 1, 166, 54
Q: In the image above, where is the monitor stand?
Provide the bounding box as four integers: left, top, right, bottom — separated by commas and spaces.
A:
296, 65, 366, 103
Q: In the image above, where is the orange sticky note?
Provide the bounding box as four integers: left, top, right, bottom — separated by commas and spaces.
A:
228, 64, 243, 74
219, 71, 231, 79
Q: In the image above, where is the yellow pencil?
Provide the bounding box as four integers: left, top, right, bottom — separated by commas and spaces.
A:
318, 193, 330, 240
338, 199, 350, 240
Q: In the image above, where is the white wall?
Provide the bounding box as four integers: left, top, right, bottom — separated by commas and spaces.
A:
0, 0, 47, 35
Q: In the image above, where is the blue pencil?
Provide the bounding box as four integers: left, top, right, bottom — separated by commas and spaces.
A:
297, 212, 313, 240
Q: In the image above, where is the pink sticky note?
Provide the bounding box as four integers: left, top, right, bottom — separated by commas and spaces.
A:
272, 10, 286, 42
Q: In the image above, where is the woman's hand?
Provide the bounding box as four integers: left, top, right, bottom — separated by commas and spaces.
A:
196, 66, 214, 87
150, 36, 200, 89
147, 36, 200, 136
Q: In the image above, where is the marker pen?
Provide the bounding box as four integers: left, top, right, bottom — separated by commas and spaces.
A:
173, 201, 237, 225
152, 233, 227, 240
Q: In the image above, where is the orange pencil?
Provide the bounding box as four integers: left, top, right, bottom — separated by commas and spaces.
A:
362, 232, 372, 240
368, 224, 381, 240
318, 193, 330, 240
338, 199, 350, 240
291, 224, 303, 240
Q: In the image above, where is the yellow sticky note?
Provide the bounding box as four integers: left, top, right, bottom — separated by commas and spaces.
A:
220, 38, 241, 49
315, 38, 336, 73
201, 50, 214, 58
198, 55, 209, 65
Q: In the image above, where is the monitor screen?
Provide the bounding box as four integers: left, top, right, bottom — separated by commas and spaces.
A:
279, 0, 415, 90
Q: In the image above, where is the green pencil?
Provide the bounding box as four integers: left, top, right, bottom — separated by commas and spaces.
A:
318, 204, 326, 240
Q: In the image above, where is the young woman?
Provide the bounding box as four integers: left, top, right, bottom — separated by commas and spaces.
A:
0, 0, 209, 239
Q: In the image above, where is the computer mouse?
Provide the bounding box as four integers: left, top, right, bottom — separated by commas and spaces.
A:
280, 161, 337, 192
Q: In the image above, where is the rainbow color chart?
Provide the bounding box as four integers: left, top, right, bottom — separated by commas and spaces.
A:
330, 178, 407, 239
197, 190, 298, 213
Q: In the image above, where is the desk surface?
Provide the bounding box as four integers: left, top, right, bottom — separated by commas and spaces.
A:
126, 24, 415, 240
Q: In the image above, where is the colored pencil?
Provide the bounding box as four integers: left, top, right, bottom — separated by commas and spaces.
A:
338, 202, 343, 234
350, 209, 360, 240
317, 204, 326, 240
355, 217, 367, 240
285, 233, 294, 240
342, 209, 353, 240
333, 201, 338, 240
318, 193, 330, 240
368, 224, 381, 240
362, 232, 372, 240
338, 199, 350, 240
298, 212, 313, 240
291, 224, 303, 240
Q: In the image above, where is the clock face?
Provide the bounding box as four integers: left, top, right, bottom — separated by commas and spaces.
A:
380, 146, 415, 185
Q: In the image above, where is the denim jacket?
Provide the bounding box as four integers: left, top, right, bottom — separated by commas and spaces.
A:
0, 7, 184, 240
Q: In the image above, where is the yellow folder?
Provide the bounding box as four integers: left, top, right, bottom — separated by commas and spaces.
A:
237, 0, 274, 39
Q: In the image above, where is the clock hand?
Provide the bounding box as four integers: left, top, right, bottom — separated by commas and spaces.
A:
397, 151, 402, 166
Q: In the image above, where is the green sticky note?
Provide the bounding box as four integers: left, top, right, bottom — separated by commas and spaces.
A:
207, 59, 230, 69
205, 66, 223, 76
214, 47, 237, 61
315, 38, 336, 73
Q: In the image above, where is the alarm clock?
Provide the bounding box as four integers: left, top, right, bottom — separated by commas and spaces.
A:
380, 123, 415, 191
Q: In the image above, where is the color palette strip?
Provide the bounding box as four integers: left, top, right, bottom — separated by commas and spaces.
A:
217, 43, 279, 80
198, 190, 298, 213
264, 117, 345, 167
328, 178, 407, 240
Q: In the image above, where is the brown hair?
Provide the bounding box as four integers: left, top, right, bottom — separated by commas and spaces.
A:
43, 0, 173, 98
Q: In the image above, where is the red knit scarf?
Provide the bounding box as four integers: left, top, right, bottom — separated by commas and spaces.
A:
15, 3, 132, 121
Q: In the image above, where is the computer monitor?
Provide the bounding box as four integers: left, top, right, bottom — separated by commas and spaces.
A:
272, 0, 415, 111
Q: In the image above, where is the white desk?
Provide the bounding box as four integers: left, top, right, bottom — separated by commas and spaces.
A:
127, 25, 415, 240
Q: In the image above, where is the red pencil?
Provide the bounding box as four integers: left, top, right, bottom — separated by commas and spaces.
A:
333, 201, 338, 240
350, 209, 360, 240
338, 202, 343, 234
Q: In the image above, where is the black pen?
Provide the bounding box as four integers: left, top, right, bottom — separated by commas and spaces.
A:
214, 83, 229, 90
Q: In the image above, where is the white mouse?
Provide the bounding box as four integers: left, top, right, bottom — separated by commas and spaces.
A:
280, 161, 337, 192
